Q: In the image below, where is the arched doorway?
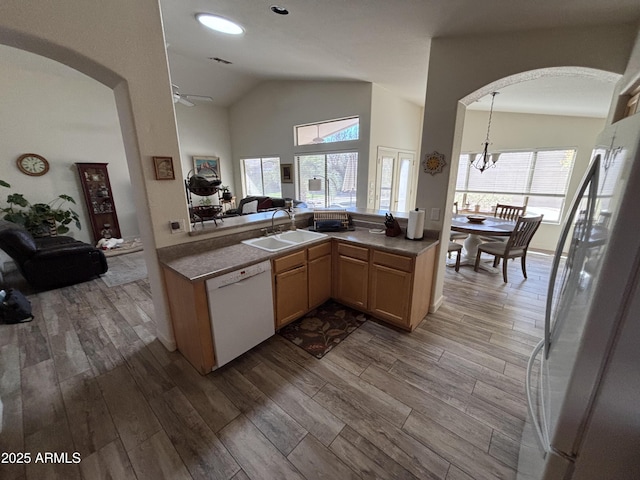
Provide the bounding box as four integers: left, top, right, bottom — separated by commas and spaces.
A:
416, 25, 635, 311
0, 2, 188, 349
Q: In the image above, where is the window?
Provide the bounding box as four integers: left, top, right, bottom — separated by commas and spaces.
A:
296, 152, 358, 208
455, 148, 576, 223
240, 157, 282, 197
295, 117, 359, 146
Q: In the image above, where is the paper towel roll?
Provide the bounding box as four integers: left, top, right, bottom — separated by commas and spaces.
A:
406, 208, 425, 240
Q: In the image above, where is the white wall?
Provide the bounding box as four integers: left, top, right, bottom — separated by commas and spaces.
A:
460, 111, 606, 250
369, 84, 424, 209
229, 80, 372, 206
175, 104, 233, 203
0, 44, 138, 243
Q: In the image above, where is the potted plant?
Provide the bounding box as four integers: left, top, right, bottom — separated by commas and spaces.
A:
1, 180, 81, 236
220, 185, 233, 201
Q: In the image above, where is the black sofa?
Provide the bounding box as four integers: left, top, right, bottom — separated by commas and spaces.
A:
223, 196, 306, 217
0, 220, 108, 290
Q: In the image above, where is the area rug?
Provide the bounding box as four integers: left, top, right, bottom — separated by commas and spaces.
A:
278, 300, 368, 359
101, 251, 147, 287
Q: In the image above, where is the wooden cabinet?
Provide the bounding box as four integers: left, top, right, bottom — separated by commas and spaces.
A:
76, 163, 121, 243
333, 241, 436, 331
369, 251, 413, 328
162, 267, 214, 374
307, 242, 332, 309
273, 249, 308, 328
272, 240, 333, 328
274, 263, 308, 328
334, 242, 369, 310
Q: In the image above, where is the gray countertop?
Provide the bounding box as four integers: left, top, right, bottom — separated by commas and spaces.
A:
161, 227, 439, 283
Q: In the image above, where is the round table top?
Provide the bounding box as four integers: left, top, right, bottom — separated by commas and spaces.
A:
451, 214, 516, 236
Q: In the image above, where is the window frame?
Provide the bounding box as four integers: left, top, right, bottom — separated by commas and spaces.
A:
239, 156, 282, 198
455, 147, 577, 224
294, 149, 358, 209
294, 116, 360, 147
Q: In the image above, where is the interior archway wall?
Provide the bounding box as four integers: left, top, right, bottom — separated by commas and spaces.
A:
417, 23, 639, 310
0, 0, 189, 349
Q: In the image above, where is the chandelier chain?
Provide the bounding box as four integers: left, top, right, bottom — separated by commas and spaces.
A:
484, 91, 498, 144
471, 91, 500, 173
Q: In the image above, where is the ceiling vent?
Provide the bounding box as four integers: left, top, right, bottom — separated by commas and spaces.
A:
209, 57, 233, 65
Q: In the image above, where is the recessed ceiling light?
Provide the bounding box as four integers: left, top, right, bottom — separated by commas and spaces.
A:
270, 5, 289, 15
196, 13, 244, 35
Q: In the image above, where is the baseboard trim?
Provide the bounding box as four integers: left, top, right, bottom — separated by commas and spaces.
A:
156, 331, 177, 351
429, 294, 444, 313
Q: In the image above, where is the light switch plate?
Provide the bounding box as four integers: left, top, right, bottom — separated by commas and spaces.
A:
430, 208, 440, 221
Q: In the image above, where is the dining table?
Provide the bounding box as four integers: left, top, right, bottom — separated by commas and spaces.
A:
449, 213, 517, 273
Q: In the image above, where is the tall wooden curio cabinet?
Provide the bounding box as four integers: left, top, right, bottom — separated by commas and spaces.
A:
76, 163, 121, 243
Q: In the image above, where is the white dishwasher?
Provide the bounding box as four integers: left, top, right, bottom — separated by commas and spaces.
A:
206, 260, 274, 369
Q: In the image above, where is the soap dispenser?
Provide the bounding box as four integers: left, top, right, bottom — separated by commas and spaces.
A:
290, 210, 297, 231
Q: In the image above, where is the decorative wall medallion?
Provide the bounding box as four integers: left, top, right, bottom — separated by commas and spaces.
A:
17, 153, 50, 176
423, 151, 446, 175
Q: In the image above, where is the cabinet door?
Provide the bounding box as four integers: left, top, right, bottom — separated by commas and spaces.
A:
369, 263, 412, 327
335, 254, 368, 310
308, 253, 331, 309
275, 265, 308, 328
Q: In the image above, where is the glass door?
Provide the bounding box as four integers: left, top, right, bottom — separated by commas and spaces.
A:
375, 148, 415, 212
395, 152, 414, 212
375, 150, 395, 210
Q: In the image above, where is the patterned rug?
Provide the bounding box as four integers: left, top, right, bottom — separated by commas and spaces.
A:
278, 300, 368, 359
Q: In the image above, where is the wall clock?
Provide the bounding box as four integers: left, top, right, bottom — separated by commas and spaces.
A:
423, 151, 446, 175
17, 153, 50, 176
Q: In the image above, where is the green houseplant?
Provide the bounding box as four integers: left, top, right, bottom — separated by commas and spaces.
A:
0, 180, 81, 236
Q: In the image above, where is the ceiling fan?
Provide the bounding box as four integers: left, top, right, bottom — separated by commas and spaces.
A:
172, 84, 213, 107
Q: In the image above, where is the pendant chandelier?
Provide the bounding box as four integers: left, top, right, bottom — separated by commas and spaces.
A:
471, 91, 500, 173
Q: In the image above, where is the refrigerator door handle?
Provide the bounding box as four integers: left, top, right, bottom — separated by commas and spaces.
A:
526, 339, 549, 452
545, 155, 600, 357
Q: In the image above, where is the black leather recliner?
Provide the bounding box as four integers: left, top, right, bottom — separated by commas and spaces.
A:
0, 221, 108, 290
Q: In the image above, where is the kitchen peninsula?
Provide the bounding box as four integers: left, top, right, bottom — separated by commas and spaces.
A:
160, 211, 439, 374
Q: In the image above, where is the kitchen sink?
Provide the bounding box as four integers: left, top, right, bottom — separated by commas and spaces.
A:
277, 229, 327, 243
242, 229, 328, 252
241, 236, 294, 252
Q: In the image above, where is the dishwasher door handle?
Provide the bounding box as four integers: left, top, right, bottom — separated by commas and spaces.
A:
217, 277, 254, 289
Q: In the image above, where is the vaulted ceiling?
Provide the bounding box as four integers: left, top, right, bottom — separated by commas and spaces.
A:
161, 0, 640, 116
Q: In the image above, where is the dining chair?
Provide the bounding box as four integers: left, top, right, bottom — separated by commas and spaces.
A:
450, 201, 468, 242
495, 203, 526, 220
474, 214, 543, 283
480, 203, 527, 243
447, 241, 462, 272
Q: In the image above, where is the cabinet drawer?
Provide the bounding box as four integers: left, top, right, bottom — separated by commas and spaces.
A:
308, 241, 331, 261
372, 250, 413, 273
337, 242, 369, 261
273, 249, 306, 273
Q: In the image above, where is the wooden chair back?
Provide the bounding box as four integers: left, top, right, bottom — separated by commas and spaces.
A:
495, 204, 526, 221
453, 201, 459, 214
505, 215, 543, 252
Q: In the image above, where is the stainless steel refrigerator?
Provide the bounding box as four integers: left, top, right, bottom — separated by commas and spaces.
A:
517, 113, 640, 479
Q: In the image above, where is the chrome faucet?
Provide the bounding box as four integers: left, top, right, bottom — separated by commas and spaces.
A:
269, 208, 291, 235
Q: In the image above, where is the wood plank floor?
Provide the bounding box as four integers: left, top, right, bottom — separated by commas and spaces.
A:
0, 250, 553, 479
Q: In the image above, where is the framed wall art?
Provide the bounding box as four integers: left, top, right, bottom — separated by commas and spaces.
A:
153, 156, 175, 180
280, 163, 293, 183
193, 155, 220, 180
